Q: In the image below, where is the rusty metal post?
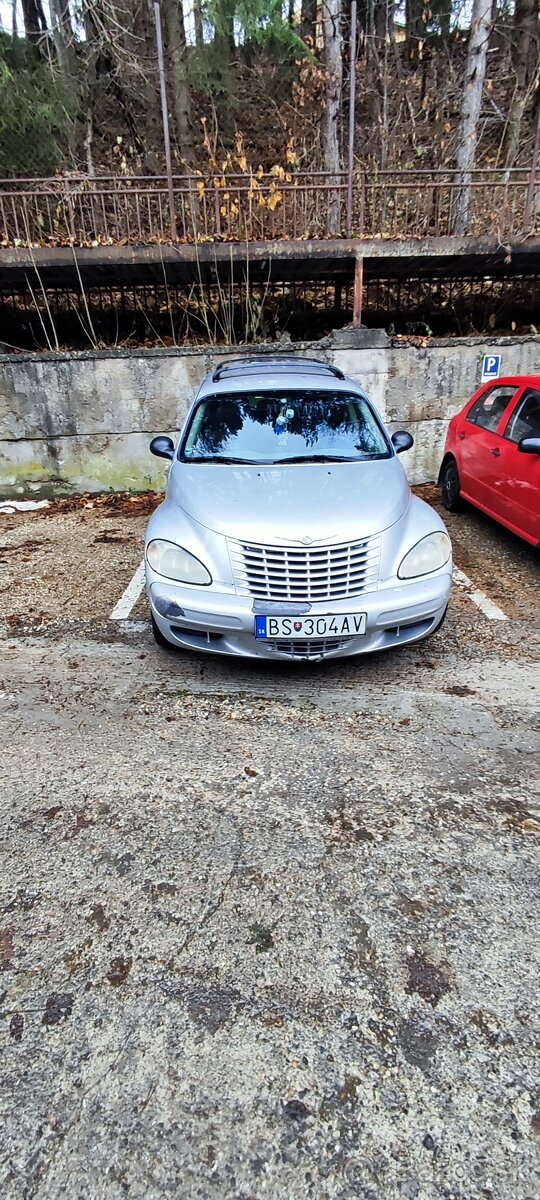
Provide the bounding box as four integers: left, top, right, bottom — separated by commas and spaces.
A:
347, 0, 357, 237
154, 1, 177, 242
353, 255, 363, 327
525, 108, 540, 231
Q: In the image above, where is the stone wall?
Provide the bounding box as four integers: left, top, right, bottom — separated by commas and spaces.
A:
1, 333, 539, 496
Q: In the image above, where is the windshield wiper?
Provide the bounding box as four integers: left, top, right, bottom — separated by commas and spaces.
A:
271, 454, 362, 464
183, 455, 260, 465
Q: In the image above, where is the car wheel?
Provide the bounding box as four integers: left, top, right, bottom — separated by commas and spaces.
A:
441, 459, 462, 512
431, 603, 448, 636
151, 612, 175, 651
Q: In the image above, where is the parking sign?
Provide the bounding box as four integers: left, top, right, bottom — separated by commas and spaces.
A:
481, 354, 501, 383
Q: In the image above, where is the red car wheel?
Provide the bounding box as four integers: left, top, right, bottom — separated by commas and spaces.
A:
441, 458, 462, 512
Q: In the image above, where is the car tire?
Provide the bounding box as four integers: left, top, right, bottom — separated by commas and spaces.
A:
151, 612, 175, 651
441, 459, 462, 512
431, 603, 448, 636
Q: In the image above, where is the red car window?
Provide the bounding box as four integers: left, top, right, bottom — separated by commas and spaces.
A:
466, 385, 518, 434
502, 388, 540, 443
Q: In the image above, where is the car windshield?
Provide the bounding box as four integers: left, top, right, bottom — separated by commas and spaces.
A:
180, 390, 391, 464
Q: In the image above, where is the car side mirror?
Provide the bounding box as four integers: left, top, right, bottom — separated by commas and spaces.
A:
150, 436, 175, 461
518, 436, 540, 455
391, 430, 414, 454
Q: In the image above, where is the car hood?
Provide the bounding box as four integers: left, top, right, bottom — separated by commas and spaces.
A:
169, 458, 410, 542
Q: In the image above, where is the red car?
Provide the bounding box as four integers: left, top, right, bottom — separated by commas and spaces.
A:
439, 375, 540, 546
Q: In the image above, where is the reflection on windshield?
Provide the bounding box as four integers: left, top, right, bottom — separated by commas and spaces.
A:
181, 391, 390, 463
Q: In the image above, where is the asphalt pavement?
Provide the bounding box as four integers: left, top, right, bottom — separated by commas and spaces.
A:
1, 488, 539, 1200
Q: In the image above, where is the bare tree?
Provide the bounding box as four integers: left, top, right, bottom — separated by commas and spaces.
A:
322, 0, 343, 234
406, 0, 424, 59
452, 0, 492, 234
21, 0, 48, 44
49, 0, 75, 77
505, 0, 540, 167
193, 0, 204, 50
162, 0, 195, 165
301, 0, 316, 44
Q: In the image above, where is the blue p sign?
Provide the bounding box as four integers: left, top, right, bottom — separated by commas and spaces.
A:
481, 354, 501, 382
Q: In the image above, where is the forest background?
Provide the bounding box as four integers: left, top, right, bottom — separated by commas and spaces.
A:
0, 0, 538, 195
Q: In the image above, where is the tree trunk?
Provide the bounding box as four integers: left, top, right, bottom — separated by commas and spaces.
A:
505, 0, 539, 167
301, 0, 317, 46
213, 0, 236, 62
437, 0, 453, 39
374, 0, 390, 47
322, 0, 343, 234
193, 0, 204, 50
48, 0, 74, 77
132, 0, 163, 157
49, 0, 77, 159
21, 0, 48, 44
406, 0, 424, 58
452, 0, 492, 234
161, 0, 195, 166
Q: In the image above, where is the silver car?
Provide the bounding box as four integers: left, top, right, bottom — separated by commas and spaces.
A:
145, 356, 452, 662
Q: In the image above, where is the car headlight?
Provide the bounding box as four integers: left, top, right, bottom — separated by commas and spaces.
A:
146, 539, 212, 585
398, 532, 451, 579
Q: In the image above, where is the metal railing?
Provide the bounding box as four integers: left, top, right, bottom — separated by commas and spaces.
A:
0, 168, 538, 247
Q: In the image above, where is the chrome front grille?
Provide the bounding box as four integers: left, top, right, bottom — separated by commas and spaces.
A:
266, 638, 349, 660
228, 536, 380, 602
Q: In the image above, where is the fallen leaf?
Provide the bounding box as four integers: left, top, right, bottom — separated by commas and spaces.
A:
42, 993, 74, 1026
0, 928, 14, 969
107, 956, 132, 986
64, 812, 93, 840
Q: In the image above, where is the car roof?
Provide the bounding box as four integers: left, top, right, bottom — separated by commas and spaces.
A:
211, 355, 345, 383
478, 375, 540, 388
198, 355, 365, 398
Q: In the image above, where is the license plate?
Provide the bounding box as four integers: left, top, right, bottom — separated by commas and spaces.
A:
255, 613, 367, 640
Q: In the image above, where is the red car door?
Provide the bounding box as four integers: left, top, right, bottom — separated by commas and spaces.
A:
495, 387, 540, 543
457, 383, 520, 512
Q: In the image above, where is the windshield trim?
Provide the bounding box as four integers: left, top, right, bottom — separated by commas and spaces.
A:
178, 388, 393, 465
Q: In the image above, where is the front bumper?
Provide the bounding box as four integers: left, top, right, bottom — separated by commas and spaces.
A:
147, 568, 452, 661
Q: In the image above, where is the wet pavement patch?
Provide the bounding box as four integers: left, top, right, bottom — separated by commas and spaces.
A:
247, 922, 275, 953
282, 1099, 311, 1124
87, 903, 110, 931
398, 1018, 438, 1072
405, 953, 451, 1007
444, 683, 477, 697
181, 983, 244, 1034
9, 1013, 24, 1042
42, 993, 74, 1026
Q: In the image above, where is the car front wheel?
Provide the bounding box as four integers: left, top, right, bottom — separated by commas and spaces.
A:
151, 612, 176, 651
441, 459, 462, 512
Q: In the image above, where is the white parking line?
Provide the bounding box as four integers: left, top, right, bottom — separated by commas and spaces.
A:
110, 560, 146, 620
453, 567, 508, 621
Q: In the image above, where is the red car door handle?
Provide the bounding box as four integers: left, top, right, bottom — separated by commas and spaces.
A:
491, 448, 501, 457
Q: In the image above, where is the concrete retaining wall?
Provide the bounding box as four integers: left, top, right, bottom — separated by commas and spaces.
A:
1, 333, 539, 496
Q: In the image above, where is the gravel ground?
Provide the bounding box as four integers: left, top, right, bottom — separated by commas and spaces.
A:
1, 490, 539, 1200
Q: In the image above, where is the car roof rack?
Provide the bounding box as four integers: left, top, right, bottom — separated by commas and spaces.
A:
211, 355, 345, 383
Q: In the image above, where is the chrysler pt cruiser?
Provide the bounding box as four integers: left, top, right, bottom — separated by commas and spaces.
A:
145, 356, 452, 661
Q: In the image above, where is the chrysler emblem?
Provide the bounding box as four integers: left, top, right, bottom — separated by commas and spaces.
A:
274, 533, 335, 545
